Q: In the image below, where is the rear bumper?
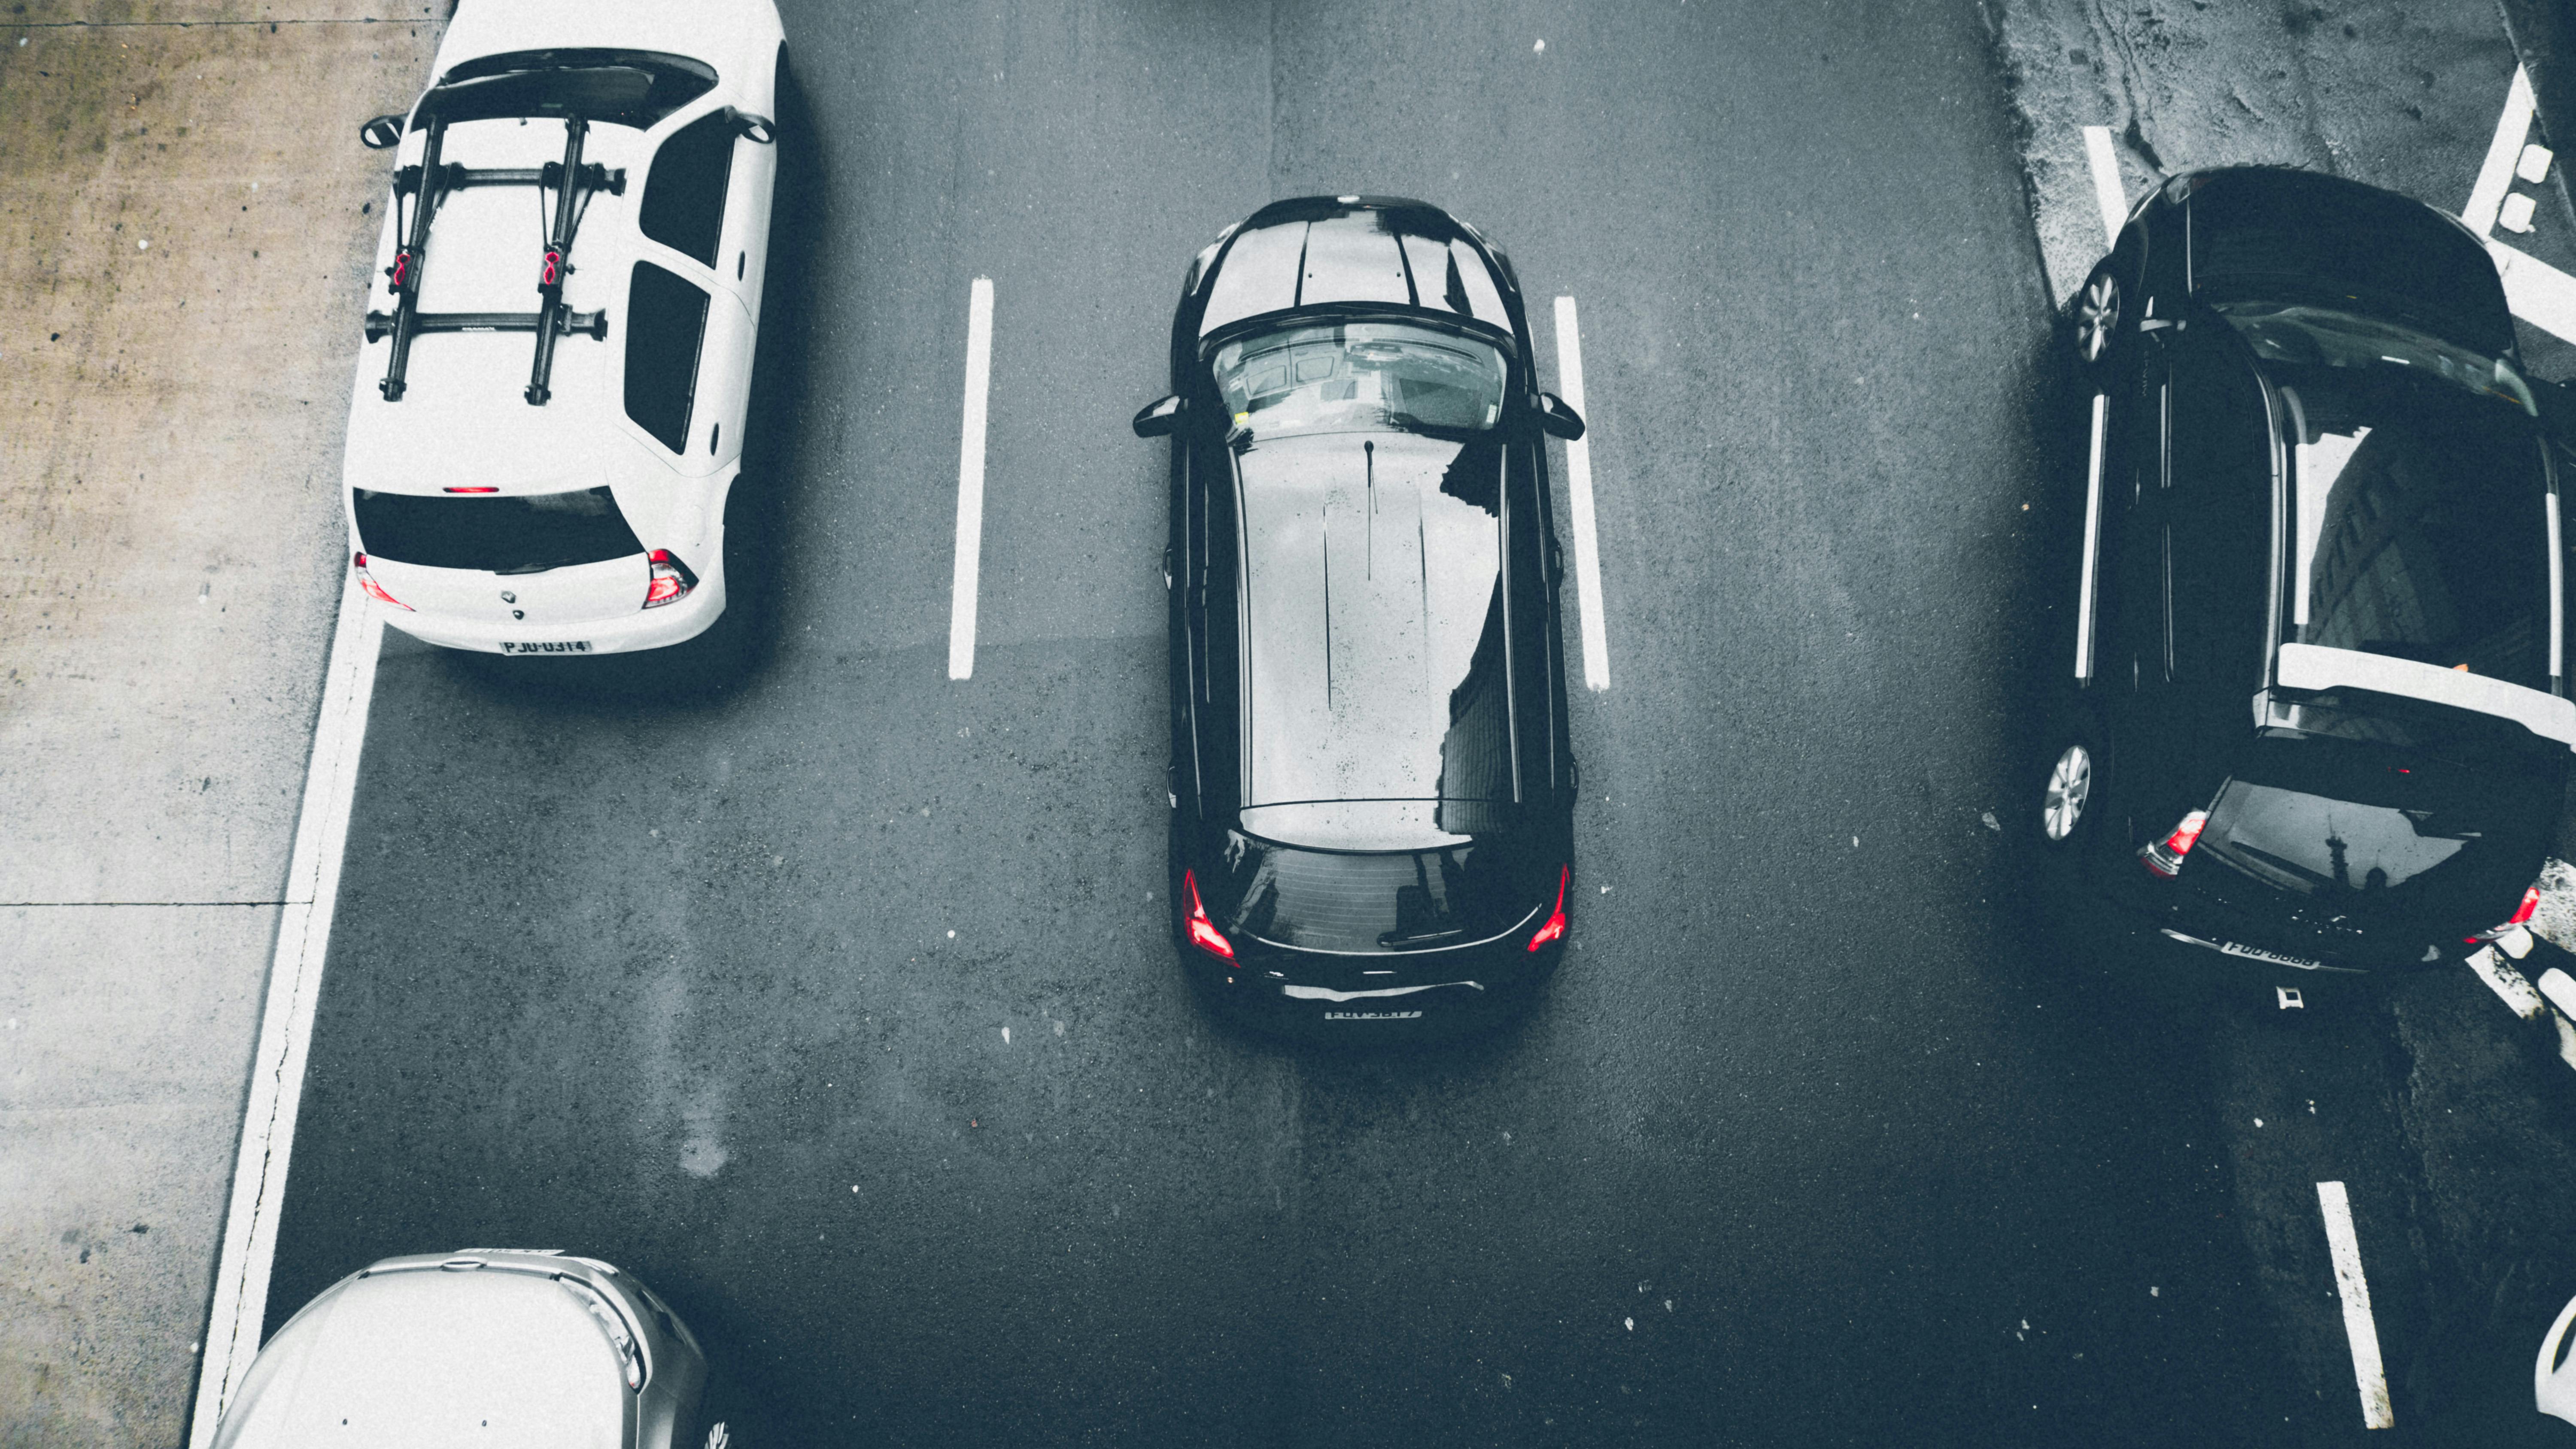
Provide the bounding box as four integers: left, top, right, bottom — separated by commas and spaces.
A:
380, 564, 726, 655
2095, 874, 2458, 973
1184, 937, 1560, 1038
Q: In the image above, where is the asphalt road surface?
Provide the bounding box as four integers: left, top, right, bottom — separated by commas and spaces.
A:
257, 2, 2576, 1445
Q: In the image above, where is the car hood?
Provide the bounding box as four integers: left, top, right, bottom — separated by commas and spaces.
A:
438, 0, 783, 91
2186, 167, 2513, 358
1199, 202, 1515, 338
211, 1268, 628, 1449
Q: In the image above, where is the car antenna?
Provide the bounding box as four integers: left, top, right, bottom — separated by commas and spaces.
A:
364, 113, 624, 403
1364, 438, 1374, 579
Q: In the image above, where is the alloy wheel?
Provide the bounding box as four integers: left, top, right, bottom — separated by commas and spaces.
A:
2043, 744, 2093, 842
2076, 272, 2119, 364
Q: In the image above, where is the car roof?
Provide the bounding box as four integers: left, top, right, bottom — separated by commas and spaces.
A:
1235, 430, 1522, 846
212, 1265, 627, 1449
344, 7, 780, 497
1199, 197, 1518, 341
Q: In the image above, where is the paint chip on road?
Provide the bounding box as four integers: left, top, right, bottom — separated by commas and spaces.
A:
2467, 945, 2546, 1021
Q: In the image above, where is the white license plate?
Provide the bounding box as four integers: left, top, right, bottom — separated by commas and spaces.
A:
1323, 1009, 1424, 1021
499, 640, 592, 655
2162, 929, 2326, 972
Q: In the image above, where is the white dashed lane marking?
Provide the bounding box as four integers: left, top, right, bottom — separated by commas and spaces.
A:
188, 577, 385, 1447
1550, 296, 1610, 693
2080, 125, 2127, 249
948, 276, 996, 681
2317, 1181, 2397, 1431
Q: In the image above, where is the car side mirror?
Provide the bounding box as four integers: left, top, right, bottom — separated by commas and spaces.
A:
728, 109, 777, 145
1534, 392, 1586, 441
1132, 395, 1185, 438
358, 114, 406, 150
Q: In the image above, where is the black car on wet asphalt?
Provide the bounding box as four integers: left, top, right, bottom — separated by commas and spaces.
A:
1133, 195, 1585, 1033
2032, 166, 2572, 974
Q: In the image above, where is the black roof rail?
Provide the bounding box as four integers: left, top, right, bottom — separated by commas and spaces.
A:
370, 116, 624, 404
364, 309, 609, 343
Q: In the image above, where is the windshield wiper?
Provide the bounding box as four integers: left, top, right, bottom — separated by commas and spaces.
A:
1384, 411, 1486, 442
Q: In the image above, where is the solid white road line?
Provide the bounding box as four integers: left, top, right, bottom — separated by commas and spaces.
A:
187, 576, 385, 1447
2316, 1181, 2396, 1431
2487, 239, 2576, 344
2075, 391, 2107, 681
2081, 126, 2127, 249
1552, 295, 1610, 692
948, 276, 996, 681
2464, 66, 2538, 238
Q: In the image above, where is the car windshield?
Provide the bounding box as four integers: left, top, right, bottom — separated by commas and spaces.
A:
2220, 305, 2558, 694
1211, 321, 1507, 442
416, 49, 718, 132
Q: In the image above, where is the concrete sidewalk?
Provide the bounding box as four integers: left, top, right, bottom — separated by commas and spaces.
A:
0, 6, 437, 1442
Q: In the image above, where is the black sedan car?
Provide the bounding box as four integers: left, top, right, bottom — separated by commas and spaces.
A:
2032, 166, 2570, 973
1133, 195, 1584, 1032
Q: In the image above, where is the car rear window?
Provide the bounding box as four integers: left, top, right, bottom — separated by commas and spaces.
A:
351, 486, 641, 574
1205, 833, 1550, 952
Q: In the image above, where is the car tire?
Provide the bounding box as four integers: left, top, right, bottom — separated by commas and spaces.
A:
2073, 264, 2120, 369
2019, 709, 2113, 934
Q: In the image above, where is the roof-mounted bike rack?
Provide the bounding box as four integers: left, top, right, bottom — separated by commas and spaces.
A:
369, 115, 625, 404
363, 309, 610, 344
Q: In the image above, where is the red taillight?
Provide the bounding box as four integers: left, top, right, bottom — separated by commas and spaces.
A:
2471, 885, 2545, 943
442, 485, 500, 494
643, 548, 697, 609
2509, 885, 2543, 927
1528, 864, 1571, 951
1181, 868, 1234, 961
2139, 810, 2208, 877
352, 552, 413, 611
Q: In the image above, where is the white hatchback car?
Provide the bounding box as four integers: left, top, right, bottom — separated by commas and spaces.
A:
210, 1250, 728, 1449
344, 0, 784, 657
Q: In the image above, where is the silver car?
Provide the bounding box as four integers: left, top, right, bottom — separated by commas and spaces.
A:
211, 1249, 726, 1449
